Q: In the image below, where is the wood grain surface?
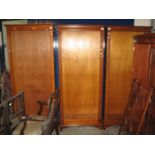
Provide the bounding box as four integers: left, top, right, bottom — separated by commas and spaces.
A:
59, 26, 104, 126
7, 25, 55, 115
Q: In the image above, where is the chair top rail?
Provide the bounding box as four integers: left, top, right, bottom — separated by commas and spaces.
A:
3, 91, 24, 105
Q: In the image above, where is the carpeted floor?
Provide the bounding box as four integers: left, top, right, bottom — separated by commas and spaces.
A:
57, 125, 120, 135
13, 121, 120, 135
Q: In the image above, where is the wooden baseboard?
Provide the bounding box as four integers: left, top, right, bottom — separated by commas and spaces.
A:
104, 113, 123, 127
61, 113, 101, 127
62, 119, 99, 126
60, 118, 102, 128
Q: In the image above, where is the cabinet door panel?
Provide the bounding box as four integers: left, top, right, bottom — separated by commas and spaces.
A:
59, 26, 104, 126
105, 30, 145, 126
149, 47, 155, 87
7, 26, 55, 114
133, 44, 150, 87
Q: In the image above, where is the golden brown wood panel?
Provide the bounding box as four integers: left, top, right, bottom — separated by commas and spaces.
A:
59, 26, 104, 126
7, 26, 55, 114
105, 30, 145, 127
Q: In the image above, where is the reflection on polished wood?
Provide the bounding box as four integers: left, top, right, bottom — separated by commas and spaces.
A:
59, 26, 103, 126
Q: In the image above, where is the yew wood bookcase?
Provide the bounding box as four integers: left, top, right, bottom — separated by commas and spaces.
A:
104, 26, 151, 127
6, 24, 55, 115
6, 24, 152, 129
58, 25, 104, 127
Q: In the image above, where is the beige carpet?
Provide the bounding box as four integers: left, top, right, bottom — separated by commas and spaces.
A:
57, 125, 120, 135
13, 123, 120, 135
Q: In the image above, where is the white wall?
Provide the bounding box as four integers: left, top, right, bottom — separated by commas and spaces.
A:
134, 19, 151, 26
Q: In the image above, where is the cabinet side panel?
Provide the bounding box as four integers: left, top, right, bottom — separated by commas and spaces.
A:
60, 29, 102, 125
133, 44, 150, 88
149, 47, 155, 88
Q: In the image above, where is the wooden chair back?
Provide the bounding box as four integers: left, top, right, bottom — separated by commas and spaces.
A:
0, 103, 5, 134
2, 91, 25, 134
4, 89, 60, 135
119, 80, 153, 134
1, 70, 12, 102
119, 79, 141, 134
41, 89, 60, 135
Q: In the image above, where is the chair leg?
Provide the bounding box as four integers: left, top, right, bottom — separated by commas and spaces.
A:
118, 125, 123, 135
55, 127, 59, 135
20, 121, 27, 135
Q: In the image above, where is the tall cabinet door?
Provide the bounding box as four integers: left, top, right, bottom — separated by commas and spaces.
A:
7, 25, 55, 114
59, 26, 104, 126
105, 26, 150, 127
149, 47, 155, 88
133, 44, 151, 88
134, 46, 155, 87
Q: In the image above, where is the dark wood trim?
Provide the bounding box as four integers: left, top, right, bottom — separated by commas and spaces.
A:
104, 29, 111, 128
147, 45, 152, 88
134, 39, 155, 44
98, 27, 104, 127
151, 44, 155, 48
134, 33, 155, 39
108, 26, 152, 32
58, 25, 104, 31
58, 27, 64, 127
133, 34, 155, 47
133, 43, 152, 89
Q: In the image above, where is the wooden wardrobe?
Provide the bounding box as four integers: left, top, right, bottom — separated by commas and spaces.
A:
104, 26, 151, 127
133, 34, 155, 134
133, 33, 155, 88
58, 25, 104, 126
6, 25, 55, 115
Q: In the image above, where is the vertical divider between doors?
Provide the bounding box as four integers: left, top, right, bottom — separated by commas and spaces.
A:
57, 26, 64, 127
